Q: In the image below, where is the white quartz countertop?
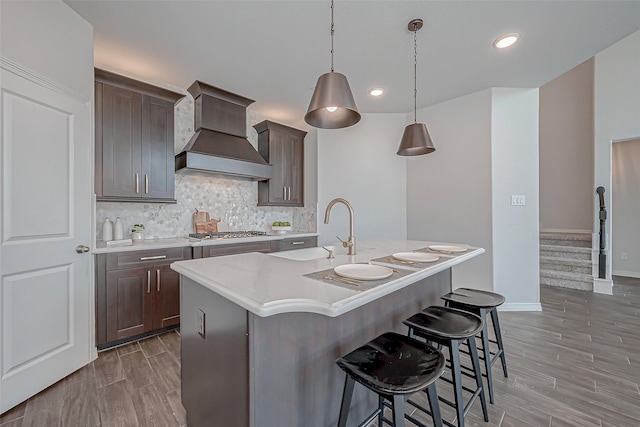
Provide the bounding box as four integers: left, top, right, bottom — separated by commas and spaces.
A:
93, 232, 319, 254
171, 239, 484, 318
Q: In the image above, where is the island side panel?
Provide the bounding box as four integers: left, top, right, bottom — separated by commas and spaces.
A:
181, 276, 250, 427
248, 269, 451, 427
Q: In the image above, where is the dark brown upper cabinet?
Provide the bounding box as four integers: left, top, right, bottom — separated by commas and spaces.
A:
95, 69, 184, 203
254, 120, 307, 207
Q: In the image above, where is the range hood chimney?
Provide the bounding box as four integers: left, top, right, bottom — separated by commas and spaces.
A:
175, 81, 272, 181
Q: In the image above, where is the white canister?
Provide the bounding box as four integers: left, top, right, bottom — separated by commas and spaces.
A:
102, 218, 113, 241
113, 217, 124, 240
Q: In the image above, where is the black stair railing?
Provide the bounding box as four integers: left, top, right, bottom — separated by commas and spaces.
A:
596, 187, 607, 279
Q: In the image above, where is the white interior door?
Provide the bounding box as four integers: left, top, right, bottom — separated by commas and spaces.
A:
0, 67, 93, 413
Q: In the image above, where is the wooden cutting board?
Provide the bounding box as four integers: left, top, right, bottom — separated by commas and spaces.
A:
195, 219, 220, 233
193, 210, 210, 232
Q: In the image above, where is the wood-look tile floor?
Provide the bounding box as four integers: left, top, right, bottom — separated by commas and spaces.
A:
0, 331, 185, 427
1, 277, 639, 427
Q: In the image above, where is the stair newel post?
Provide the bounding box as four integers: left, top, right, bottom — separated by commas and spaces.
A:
596, 186, 607, 279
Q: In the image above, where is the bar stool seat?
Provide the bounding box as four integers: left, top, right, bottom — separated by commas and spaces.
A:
441, 288, 508, 405
404, 306, 488, 427
336, 332, 446, 427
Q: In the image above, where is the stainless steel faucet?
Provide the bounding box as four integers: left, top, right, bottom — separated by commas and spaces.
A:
323, 198, 356, 255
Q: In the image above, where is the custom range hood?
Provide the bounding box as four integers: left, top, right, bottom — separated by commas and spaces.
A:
175, 81, 272, 180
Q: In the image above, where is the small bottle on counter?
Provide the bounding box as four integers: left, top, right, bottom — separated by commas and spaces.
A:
102, 218, 113, 241
113, 217, 124, 240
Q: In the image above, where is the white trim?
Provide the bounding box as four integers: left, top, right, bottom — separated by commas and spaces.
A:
499, 303, 542, 312
612, 270, 640, 279
540, 228, 593, 234
593, 278, 613, 295
0, 57, 90, 104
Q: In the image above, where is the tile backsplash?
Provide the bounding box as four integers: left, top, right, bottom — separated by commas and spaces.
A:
96, 92, 316, 240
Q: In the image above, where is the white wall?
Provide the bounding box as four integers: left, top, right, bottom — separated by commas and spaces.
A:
0, 1, 93, 100
491, 88, 540, 307
407, 90, 494, 291
317, 114, 407, 247
539, 58, 594, 232
594, 29, 640, 283
612, 139, 640, 278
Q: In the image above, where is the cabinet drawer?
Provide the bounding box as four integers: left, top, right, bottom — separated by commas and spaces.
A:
106, 247, 191, 270
278, 237, 318, 252
200, 241, 277, 258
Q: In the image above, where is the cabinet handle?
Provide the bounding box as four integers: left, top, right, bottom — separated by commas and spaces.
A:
135, 173, 140, 194
147, 270, 151, 293
145, 174, 149, 194
292, 241, 305, 245
140, 255, 167, 261
283, 186, 286, 200
288, 187, 291, 200
156, 269, 160, 292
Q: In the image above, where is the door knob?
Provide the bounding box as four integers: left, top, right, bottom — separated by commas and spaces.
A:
75, 245, 90, 254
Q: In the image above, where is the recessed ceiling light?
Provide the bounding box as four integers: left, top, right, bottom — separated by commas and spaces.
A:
369, 87, 385, 97
493, 33, 520, 49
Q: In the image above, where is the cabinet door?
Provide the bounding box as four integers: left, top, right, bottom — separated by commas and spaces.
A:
105, 267, 153, 342
100, 84, 142, 198
153, 264, 181, 329
142, 95, 175, 200
267, 130, 288, 205
286, 133, 304, 205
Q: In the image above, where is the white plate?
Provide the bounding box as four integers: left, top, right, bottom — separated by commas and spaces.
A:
428, 244, 468, 253
334, 264, 393, 281
392, 252, 439, 263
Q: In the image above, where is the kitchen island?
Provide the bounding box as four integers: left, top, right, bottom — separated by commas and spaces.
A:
171, 239, 484, 427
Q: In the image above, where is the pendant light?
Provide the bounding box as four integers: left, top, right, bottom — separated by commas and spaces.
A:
305, 0, 361, 129
397, 19, 435, 156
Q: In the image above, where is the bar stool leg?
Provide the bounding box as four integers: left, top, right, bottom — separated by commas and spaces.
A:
491, 308, 508, 378
449, 340, 465, 427
337, 375, 355, 427
478, 308, 495, 404
468, 336, 488, 422
392, 395, 406, 427
425, 382, 443, 427
377, 395, 385, 426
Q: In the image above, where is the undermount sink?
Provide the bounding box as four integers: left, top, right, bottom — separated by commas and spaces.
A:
268, 246, 337, 261
268, 245, 375, 261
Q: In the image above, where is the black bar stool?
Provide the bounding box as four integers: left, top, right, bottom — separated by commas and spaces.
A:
336, 332, 446, 427
441, 288, 507, 404
403, 306, 488, 427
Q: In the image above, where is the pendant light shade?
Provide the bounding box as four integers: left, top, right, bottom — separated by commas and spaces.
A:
305, 0, 361, 129
397, 123, 435, 156
305, 71, 360, 129
397, 18, 436, 156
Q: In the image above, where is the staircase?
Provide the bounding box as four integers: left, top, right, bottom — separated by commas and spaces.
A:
540, 232, 593, 291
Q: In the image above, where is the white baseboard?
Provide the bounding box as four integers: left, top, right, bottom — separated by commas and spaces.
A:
540, 228, 592, 234
612, 270, 640, 279
593, 278, 613, 295
499, 303, 542, 312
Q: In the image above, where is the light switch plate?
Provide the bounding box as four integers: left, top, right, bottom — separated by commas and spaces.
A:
511, 195, 526, 206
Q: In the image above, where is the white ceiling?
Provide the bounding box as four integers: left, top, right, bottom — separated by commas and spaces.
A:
65, 0, 640, 127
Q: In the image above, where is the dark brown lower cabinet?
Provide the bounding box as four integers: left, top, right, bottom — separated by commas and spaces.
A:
96, 247, 191, 348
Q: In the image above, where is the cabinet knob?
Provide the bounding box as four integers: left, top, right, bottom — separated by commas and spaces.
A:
75, 245, 90, 254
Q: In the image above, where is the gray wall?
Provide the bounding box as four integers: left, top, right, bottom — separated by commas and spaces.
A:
539, 58, 594, 232
407, 89, 494, 292
317, 113, 407, 247
612, 139, 640, 278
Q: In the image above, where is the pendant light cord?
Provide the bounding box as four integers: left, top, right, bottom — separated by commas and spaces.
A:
330, 0, 335, 72
413, 22, 418, 123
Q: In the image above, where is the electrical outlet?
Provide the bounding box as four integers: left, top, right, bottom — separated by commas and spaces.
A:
198, 309, 206, 338
621, 253, 628, 260
511, 195, 526, 206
